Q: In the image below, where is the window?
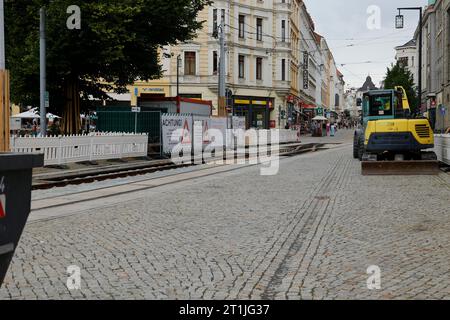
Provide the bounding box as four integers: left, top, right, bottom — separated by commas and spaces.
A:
365, 94, 393, 117
281, 20, 286, 42
256, 57, 262, 80
213, 51, 218, 75
184, 52, 196, 76
213, 9, 218, 37
398, 57, 408, 67
221, 9, 225, 25
239, 15, 245, 38
239, 55, 245, 79
281, 59, 286, 81
256, 18, 263, 41
335, 94, 340, 107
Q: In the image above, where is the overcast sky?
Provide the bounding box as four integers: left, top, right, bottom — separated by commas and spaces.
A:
303, 0, 427, 89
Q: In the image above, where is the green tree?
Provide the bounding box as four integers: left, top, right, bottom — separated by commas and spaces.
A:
383, 62, 418, 113
5, 0, 210, 133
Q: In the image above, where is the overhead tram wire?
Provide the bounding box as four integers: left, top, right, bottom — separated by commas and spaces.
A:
210, 3, 415, 42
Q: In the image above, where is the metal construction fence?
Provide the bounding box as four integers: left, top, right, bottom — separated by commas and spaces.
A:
96, 110, 161, 144
10, 133, 148, 166
160, 113, 300, 155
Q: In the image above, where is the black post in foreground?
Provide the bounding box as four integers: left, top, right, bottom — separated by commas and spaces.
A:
0, 153, 43, 286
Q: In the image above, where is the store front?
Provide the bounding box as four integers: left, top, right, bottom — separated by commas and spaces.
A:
300, 103, 316, 134
233, 96, 274, 129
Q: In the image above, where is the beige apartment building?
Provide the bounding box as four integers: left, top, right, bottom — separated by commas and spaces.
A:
126, 0, 343, 129
129, 0, 293, 129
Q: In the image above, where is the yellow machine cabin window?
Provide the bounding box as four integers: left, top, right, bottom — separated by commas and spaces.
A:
368, 94, 393, 116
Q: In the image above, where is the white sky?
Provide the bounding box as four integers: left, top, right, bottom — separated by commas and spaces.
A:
303, 0, 427, 89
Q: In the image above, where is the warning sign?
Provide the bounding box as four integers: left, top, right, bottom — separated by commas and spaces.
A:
181, 119, 192, 144
161, 114, 193, 154
0, 194, 5, 219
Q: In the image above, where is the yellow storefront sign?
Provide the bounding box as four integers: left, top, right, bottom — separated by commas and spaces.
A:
235, 99, 251, 105
234, 99, 268, 106
252, 100, 267, 106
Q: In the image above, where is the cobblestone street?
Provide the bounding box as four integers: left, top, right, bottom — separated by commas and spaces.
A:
1, 131, 450, 300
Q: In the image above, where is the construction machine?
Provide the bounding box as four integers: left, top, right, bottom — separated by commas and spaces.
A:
353, 86, 440, 175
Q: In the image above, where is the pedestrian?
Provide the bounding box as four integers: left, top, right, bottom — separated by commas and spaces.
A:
31, 120, 38, 137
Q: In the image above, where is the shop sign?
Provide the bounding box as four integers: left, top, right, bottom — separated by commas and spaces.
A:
142, 87, 165, 93
303, 70, 309, 90
252, 100, 267, 106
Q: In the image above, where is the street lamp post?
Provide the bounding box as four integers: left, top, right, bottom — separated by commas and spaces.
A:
396, 7, 423, 114
39, 7, 47, 136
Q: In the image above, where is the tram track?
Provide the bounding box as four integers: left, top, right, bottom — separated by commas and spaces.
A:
32, 142, 327, 191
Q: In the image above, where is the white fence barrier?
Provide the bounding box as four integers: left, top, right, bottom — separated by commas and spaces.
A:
433, 134, 450, 165
10, 133, 148, 166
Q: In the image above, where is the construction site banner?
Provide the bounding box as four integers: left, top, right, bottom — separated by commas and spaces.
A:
161, 114, 192, 155
210, 118, 228, 147
193, 116, 212, 149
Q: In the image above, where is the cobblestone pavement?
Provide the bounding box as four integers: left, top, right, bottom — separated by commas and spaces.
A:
1, 130, 450, 300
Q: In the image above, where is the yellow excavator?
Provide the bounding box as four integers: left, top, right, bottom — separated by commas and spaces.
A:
353, 86, 439, 175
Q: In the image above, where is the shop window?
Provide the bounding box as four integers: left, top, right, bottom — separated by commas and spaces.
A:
239, 55, 245, 79
184, 52, 196, 76
256, 57, 262, 80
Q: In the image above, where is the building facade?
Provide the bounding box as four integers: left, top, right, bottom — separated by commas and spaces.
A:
414, 0, 450, 131
395, 39, 418, 86
124, 0, 343, 130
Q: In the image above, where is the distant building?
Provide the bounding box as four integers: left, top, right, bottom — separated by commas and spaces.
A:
344, 87, 358, 118
355, 76, 378, 116
395, 39, 418, 86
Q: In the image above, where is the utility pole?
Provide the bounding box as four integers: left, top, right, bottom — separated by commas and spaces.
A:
218, 22, 226, 117
39, 7, 47, 136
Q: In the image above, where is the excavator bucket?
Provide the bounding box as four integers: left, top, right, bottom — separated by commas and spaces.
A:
361, 160, 440, 176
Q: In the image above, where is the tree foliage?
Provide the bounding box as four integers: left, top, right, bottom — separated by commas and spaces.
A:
383, 62, 418, 112
4, 0, 210, 132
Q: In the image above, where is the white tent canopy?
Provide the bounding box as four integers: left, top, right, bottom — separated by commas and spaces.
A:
312, 115, 328, 121
11, 108, 60, 120
11, 110, 40, 119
